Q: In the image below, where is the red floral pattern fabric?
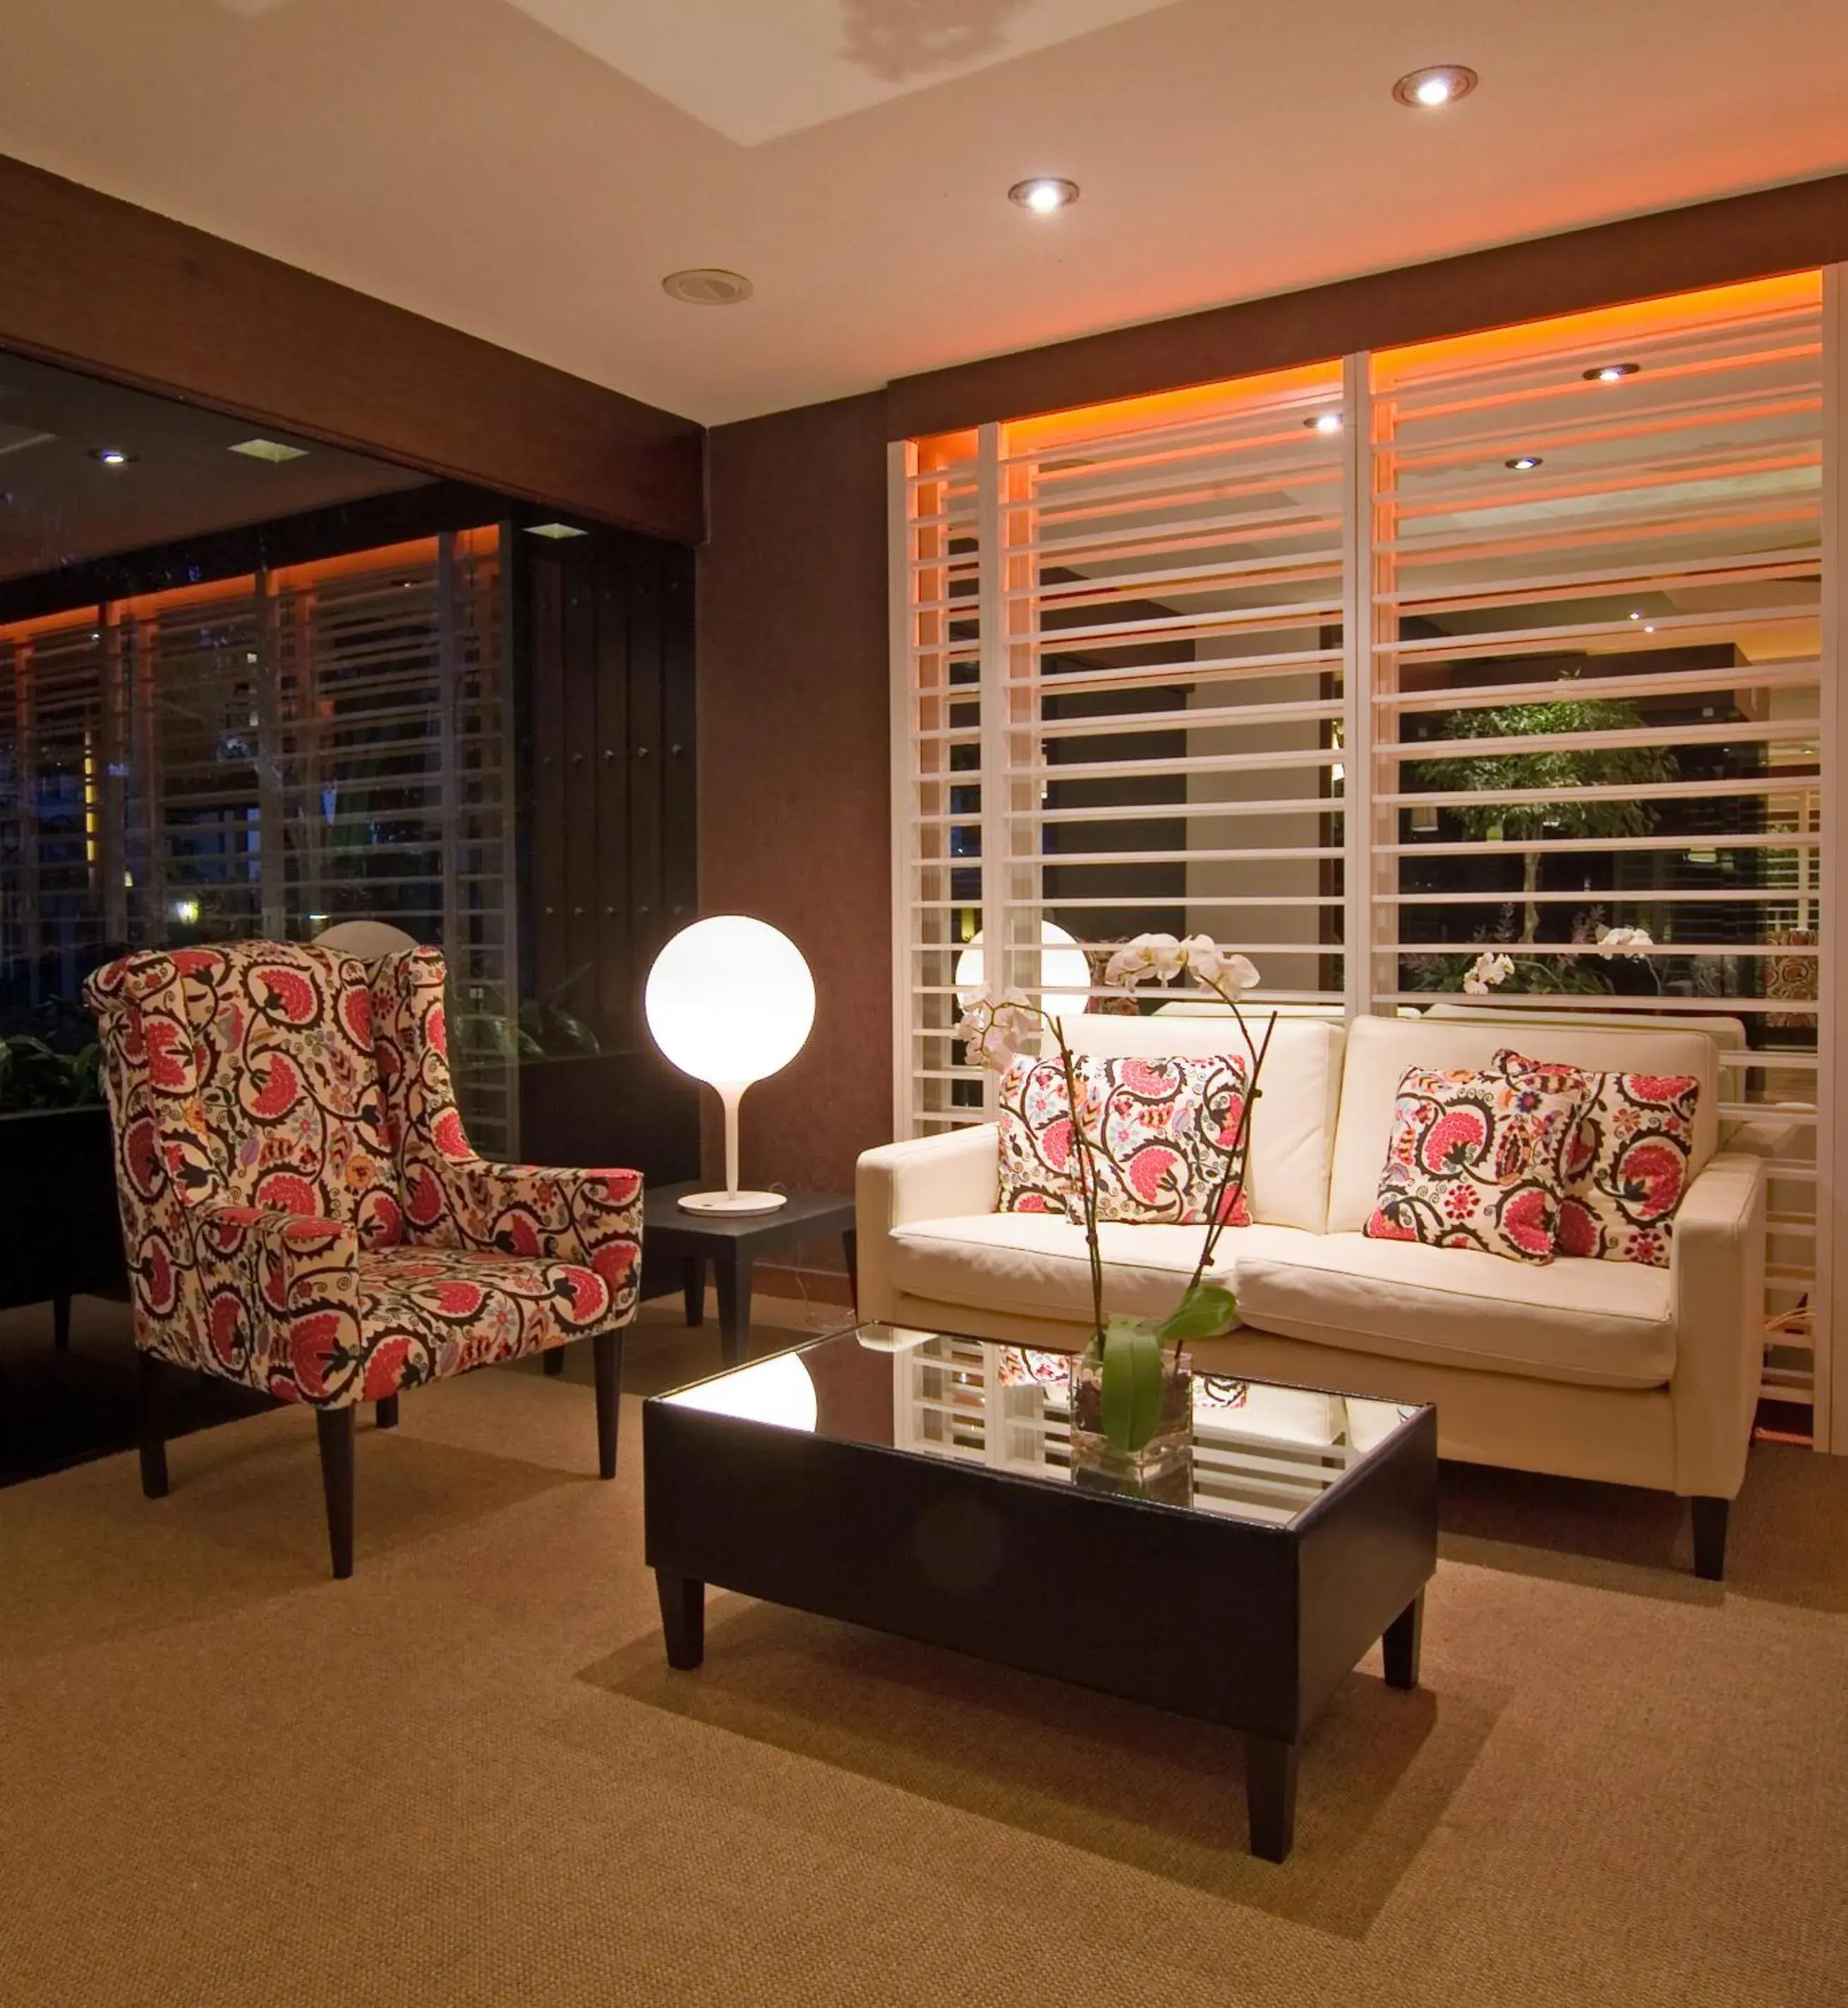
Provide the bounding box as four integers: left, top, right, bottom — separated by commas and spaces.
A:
994, 1054, 1077, 1214
994, 1050, 1254, 1226
1492, 1049, 1698, 1268
1070, 1054, 1253, 1227
1364, 1063, 1588, 1265
84, 940, 642, 1407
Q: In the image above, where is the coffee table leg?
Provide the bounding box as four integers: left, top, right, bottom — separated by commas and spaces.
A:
842, 1227, 859, 1316
1382, 1590, 1424, 1690
656, 1569, 706, 1670
715, 1251, 753, 1369
1245, 1733, 1298, 1862
682, 1256, 705, 1327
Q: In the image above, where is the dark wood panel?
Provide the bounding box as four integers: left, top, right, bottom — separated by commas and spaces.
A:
696, 391, 893, 1194
889, 171, 1848, 437
0, 152, 703, 543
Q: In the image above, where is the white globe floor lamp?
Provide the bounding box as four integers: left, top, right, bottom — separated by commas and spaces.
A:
644, 915, 816, 1216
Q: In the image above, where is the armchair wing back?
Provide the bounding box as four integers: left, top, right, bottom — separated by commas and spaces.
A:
84, 939, 643, 1409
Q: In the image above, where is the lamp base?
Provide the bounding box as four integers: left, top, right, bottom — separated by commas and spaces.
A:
676, 1189, 790, 1217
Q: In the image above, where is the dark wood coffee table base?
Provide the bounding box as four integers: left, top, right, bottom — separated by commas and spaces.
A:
644, 1368, 1437, 1863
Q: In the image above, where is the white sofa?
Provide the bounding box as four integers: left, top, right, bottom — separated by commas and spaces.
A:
857, 1011, 1767, 1577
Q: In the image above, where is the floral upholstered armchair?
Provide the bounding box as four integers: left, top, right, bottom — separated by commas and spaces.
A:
84, 939, 644, 1577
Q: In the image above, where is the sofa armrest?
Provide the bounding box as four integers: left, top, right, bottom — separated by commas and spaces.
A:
855, 1126, 1001, 1323
191, 1204, 364, 1404
414, 1158, 644, 1314
1669, 1153, 1765, 1500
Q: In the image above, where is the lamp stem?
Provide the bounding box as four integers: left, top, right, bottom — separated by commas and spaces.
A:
719, 1083, 743, 1198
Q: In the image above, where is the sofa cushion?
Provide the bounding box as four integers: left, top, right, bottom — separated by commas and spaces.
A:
1328, 1015, 1718, 1233
995, 1054, 1075, 1214
886, 1214, 1320, 1327
1074, 1053, 1252, 1227
1494, 1049, 1700, 1268
1063, 1015, 1344, 1232
1363, 1062, 1588, 1264
1233, 1232, 1674, 1389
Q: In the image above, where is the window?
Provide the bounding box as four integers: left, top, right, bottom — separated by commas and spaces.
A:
891, 270, 1842, 1442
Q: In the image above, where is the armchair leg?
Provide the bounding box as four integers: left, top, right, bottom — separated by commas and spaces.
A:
375, 1395, 399, 1430
138, 1350, 169, 1501
592, 1328, 622, 1480
543, 1347, 565, 1378
316, 1407, 356, 1580
1691, 1496, 1729, 1582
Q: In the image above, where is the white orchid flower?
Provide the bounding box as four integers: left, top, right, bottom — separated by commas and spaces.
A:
1103, 932, 1184, 987
1462, 951, 1514, 995
955, 989, 1041, 1072
1598, 925, 1654, 958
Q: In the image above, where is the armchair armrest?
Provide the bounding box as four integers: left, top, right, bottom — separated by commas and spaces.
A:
856, 1125, 1001, 1323
191, 1204, 363, 1404
413, 1158, 644, 1313
1668, 1153, 1766, 1500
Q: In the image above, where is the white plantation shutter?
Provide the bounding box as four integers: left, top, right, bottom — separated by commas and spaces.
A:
1368, 276, 1826, 1421
893, 269, 1847, 1445
892, 365, 1351, 1133
0, 530, 518, 1151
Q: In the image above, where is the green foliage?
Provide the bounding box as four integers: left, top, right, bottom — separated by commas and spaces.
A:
1402, 951, 1612, 997
1154, 1282, 1239, 1347
1098, 1318, 1165, 1455
1410, 687, 1674, 843
454, 967, 602, 1065
0, 1034, 102, 1113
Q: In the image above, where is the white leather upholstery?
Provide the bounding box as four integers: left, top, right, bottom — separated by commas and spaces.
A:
856, 1013, 1763, 1501
1231, 1232, 1674, 1388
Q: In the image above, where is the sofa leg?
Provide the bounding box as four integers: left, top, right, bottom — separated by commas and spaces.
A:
1691, 1497, 1729, 1582
316, 1407, 356, 1580
592, 1329, 622, 1480
138, 1351, 169, 1501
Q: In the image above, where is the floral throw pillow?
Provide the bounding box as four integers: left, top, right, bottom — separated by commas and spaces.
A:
1364, 1064, 1588, 1264
1067, 1054, 1254, 1227
995, 1054, 1077, 1214
1493, 1050, 1699, 1268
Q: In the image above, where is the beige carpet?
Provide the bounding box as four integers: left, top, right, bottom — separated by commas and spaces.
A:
3, 1301, 1847, 2008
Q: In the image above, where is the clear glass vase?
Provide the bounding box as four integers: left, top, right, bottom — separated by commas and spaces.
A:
1068, 1346, 1194, 1505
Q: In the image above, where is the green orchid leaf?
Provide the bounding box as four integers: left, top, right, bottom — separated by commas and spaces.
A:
1099, 1323, 1166, 1453
1154, 1283, 1238, 1345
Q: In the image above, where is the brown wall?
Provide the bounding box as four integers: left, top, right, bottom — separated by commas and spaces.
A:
696, 392, 893, 1195
696, 172, 1848, 1203
0, 152, 703, 543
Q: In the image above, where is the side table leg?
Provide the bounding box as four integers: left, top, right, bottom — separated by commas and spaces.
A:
715, 1252, 754, 1369
842, 1227, 859, 1317
1382, 1591, 1425, 1690
656, 1569, 706, 1670
682, 1256, 705, 1327
1245, 1733, 1298, 1863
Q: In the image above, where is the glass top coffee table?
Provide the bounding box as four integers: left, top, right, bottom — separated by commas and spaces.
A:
643, 1324, 1437, 1861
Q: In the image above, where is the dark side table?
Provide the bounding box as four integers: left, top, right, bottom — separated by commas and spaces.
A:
643, 1182, 857, 1367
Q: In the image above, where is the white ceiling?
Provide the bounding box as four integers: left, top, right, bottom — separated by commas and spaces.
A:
2, 0, 1844, 427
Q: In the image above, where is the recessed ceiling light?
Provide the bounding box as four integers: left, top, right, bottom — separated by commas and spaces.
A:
1583, 363, 1641, 383
1305, 413, 1343, 433
524, 522, 590, 540
1629, 611, 1643, 620
662, 268, 754, 306
88, 446, 135, 467
1008, 176, 1080, 214
1392, 64, 1478, 108
229, 438, 309, 462
1505, 455, 1543, 471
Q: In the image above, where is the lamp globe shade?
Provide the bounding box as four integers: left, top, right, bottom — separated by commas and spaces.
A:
954, 920, 1091, 1021
644, 916, 815, 1090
